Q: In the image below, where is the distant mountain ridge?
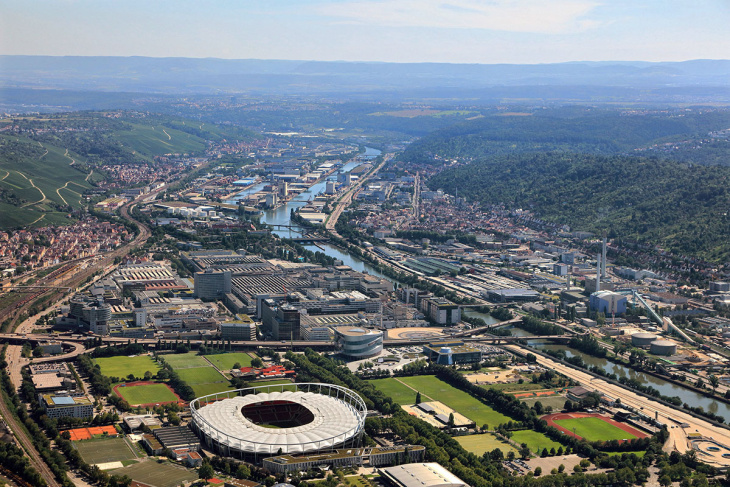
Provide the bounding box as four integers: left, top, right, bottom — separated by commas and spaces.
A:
2, 56, 730, 97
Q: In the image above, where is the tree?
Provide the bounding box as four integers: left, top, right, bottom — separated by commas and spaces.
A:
659, 475, 672, 487
251, 357, 264, 368
127, 373, 136, 382
519, 443, 531, 460
507, 451, 516, 461
144, 371, 152, 380
448, 413, 455, 428
709, 374, 719, 394
534, 467, 542, 476
233, 362, 242, 369
415, 391, 422, 404
32, 346, 44, 358
199, 461, 214, 482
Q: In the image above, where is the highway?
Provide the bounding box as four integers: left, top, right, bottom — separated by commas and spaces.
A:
503, 343, 730, 468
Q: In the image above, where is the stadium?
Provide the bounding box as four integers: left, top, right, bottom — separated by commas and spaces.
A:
190, 383, 367, 461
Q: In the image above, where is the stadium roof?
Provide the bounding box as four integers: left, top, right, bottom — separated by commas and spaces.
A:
194, 390, 363, 454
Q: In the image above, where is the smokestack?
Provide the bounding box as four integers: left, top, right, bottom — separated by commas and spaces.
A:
566, 266, 571, 291
602, 236, 607, 279
596, 254, 601, 292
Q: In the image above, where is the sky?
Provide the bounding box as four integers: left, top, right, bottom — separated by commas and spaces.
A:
1, 0, 728, 64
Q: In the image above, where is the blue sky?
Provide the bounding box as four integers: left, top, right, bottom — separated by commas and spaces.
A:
1, 0, 728, 63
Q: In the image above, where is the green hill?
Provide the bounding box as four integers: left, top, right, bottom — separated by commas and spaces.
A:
429, 152, 730, 262
0, 111, 255, 228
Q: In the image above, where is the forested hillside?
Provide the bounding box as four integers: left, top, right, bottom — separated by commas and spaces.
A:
428, 152, 730, 262
403, 108, 730, 166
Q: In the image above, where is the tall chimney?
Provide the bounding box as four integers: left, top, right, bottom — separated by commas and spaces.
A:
602, 235, 607, 279
596, 254, 601, 292
566, 266, 571, 291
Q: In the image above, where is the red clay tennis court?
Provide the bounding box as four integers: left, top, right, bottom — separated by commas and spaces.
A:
63, 425, 118, 441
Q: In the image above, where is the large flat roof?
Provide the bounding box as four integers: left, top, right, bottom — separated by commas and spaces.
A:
380, 463, 467, 487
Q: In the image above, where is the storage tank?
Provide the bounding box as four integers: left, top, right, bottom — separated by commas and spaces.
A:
631, 332, 657, 347
650, 340, 677, 356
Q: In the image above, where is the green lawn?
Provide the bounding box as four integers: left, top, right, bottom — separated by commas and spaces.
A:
511, 430, 565, 454
159, 352, 209, 369
93, 355, 160, 380
176, 366, 232, 398
456, 434, 518, 456
398, 375, 512, 427
520, 396, 568, 411
115, 383, 178, 406
204, 352, 255, 370
74, 437, 137, 465
109, 460, 197, 487
603, 450, 646, 458
553, 418, 636, 442
487, 382, 545, 392
368, 378, 419, 405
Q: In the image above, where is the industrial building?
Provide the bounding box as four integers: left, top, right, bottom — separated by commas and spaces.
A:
631, 333, 658, 347
422, 341, 482, 365
194, 269, 232, 300
486, 289, 540, 303
589, 291, 628, 316
650, 340, 678, 355
334, 326, 384, 359
380, 463, 467, 487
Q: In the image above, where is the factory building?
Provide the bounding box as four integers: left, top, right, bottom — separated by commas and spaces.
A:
194, 269, 232, 300
589, 291, 627, 316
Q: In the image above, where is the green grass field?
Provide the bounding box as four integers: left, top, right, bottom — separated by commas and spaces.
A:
110, 460, 197, 487
456, 434, 518, 456
368, 378, 419, 405
93, 355, 160, 380
553, 417, 636, 442
520, 396, 568, 411
115, 383, 178, 406
176, 366, 232, 397
74, 437, 137, 465
159, 352, 209, 369
204, 352, 255, 370
511, 430, 564, 454
604, 450, 646, 458
397, 375, 512, 427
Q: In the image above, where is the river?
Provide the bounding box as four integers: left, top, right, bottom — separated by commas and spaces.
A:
232, 147, 391, 280
527, 341, 730, 419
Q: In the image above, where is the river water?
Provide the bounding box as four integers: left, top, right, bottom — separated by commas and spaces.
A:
231, 147, 390, 279
527, 341, 730, 418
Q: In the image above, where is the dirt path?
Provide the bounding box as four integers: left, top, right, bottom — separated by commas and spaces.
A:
393, 377, 435, 402
162, 128, 172, 140
63, 148, 76, 166
0, 170, 9, 181
85, 170, 93, 182
19, 173, 47, 207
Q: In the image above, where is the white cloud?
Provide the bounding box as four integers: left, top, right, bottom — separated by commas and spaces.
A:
318, 0, 602, 34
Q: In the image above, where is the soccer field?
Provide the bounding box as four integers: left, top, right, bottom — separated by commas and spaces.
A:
176, 366, 232, 397
204, 352, 255, 370
553, 417, 637, 442
74, 437, 137, 465
159, 352, 209, 369
368, 378, 419, 405
398, 375, 512, 427
110, 460, 197, 487
115, 383, 178, 405
456, 434, 518, 456
93, 356, 160, 380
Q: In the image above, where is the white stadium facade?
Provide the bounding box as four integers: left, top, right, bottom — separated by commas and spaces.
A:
190, 383, 367, 461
